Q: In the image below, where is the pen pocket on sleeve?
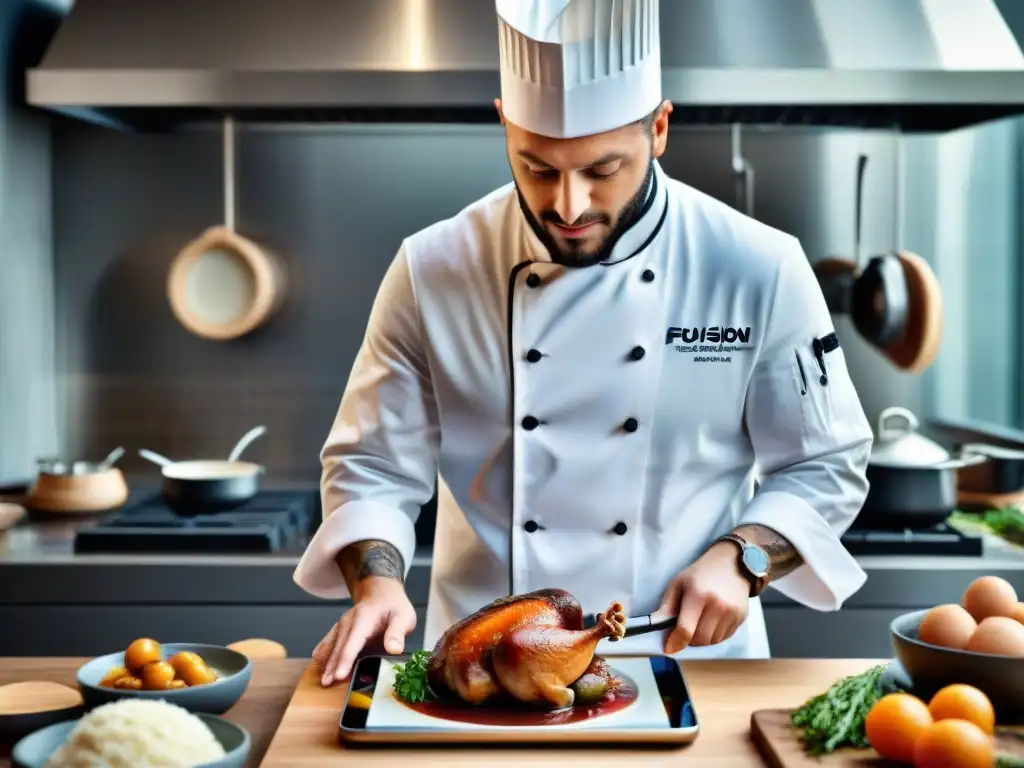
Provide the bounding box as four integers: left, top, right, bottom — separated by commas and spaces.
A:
793, 349, 808, 396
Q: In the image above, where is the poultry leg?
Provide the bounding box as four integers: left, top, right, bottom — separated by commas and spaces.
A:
491, 601, 626, 709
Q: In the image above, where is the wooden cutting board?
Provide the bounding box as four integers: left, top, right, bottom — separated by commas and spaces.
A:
751, 709, 1024, 767
261, 658, 888, 766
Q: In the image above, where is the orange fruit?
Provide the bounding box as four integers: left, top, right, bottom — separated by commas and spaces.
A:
865, 692, 934, 762
927, 684, 995, 734
913, 718, 993, 768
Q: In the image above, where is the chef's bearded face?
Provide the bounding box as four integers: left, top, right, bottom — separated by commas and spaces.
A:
496, 99, 672, 268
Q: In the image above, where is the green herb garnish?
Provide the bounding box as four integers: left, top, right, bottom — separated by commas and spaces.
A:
951, 507, 1024, 545
392, 650, 436, 704
790, 664, 886, 755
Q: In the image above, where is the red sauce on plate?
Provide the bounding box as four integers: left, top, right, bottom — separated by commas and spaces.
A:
401, 675, 640, 727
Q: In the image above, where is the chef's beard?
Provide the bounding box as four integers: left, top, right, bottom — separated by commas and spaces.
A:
515, 159, 655, 268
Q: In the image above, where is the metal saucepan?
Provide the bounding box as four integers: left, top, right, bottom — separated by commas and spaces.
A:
138, 426, 267, 513
955, 442, 1024, 495
854, 407, 987, 531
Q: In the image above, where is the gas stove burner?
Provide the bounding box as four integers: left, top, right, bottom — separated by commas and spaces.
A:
841, 523, 983, 556
73, 490, 317, 554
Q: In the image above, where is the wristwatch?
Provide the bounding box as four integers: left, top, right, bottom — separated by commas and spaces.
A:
716, 532, 770, 598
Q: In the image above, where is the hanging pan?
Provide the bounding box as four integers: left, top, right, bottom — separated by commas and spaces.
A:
167, 118, 286, 341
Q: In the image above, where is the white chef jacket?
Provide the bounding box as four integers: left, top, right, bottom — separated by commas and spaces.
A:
294, 160, 873, 660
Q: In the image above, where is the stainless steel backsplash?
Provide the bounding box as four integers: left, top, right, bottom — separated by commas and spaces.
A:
48, 119, 1021, 484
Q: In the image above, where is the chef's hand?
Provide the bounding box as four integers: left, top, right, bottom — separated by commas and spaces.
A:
312, 576, 417, 687
658, 542, 751, 654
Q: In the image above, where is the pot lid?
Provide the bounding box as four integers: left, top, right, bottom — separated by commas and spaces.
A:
870, 407, 951, 467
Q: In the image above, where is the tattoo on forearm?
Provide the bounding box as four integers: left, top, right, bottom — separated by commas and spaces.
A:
336, 539, 405, 589
734, 524, 804, 582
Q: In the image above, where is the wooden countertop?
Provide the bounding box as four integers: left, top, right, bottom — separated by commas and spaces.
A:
261, 657, 887, 766
0, 656, 890, 767
0, 657, 308, 768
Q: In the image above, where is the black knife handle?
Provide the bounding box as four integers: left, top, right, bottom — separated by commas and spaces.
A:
584, 611, 678, 637
624, 612, 677, 638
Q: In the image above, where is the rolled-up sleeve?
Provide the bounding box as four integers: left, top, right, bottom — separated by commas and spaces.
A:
740, 239, 873, 611
293, 243, 440, 600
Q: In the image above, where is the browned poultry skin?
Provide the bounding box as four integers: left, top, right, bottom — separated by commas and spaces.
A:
426, 588, 584, 706
492, 601, 626, 709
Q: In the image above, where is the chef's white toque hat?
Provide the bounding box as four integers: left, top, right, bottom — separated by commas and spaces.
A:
495, 0, 663, 139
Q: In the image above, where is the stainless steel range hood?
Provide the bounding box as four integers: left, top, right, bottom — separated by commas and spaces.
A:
25, 0, 1024, 133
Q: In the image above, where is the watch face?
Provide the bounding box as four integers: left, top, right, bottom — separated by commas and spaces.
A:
743, 546, 770, 578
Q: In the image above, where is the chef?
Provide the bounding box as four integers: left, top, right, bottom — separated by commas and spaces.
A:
295, 0, 874, 687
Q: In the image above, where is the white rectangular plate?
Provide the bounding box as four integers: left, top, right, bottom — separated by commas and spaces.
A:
365, 656, 672, 732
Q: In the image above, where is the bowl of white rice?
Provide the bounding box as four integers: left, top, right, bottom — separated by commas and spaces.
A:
12, 698, 250, 768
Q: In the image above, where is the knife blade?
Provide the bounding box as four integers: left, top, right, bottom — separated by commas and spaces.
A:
584, 609, 677, 638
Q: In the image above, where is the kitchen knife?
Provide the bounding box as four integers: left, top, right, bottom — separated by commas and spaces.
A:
584, 609, 677, 638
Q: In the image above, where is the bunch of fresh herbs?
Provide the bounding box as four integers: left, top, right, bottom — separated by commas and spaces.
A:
790, 664, 887, 755
951, 508, 1024, 546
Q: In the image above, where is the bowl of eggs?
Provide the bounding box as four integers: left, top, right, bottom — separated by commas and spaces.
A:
76, 638, 251, 715
890, 575, 1024, 717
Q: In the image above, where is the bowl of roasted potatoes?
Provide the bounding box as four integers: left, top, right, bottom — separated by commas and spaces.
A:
76, 637, 251, 714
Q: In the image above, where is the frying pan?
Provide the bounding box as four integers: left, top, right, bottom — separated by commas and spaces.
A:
138, 425, 267, 513
849, 152, 910, 348
813, 154, 912, 349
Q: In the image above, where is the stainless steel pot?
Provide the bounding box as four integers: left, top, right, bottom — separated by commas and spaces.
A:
955, 442, 1024, 495
855, 407, 987, 531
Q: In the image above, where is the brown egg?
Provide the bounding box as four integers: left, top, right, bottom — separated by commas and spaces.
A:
965, 616, 1024, 657
918, 604, 977, 650
1012, 603, 1024, 625
962, 576, 1018, 623
140, 660, 177, 690
169, 651, 217, 687
123, 638, 162, 674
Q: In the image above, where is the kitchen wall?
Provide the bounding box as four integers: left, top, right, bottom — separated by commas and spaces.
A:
0, 0, 63, 484
906, 121, 1021, 427
47, 117, 1022, 485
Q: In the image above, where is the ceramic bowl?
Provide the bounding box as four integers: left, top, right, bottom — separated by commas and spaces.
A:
891, 609, 1024, 720
11, 711, 250, 768
0, 706, 82, 740
76, 643, 251, 715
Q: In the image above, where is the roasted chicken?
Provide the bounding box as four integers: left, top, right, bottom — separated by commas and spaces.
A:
426, 588, 626, 709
